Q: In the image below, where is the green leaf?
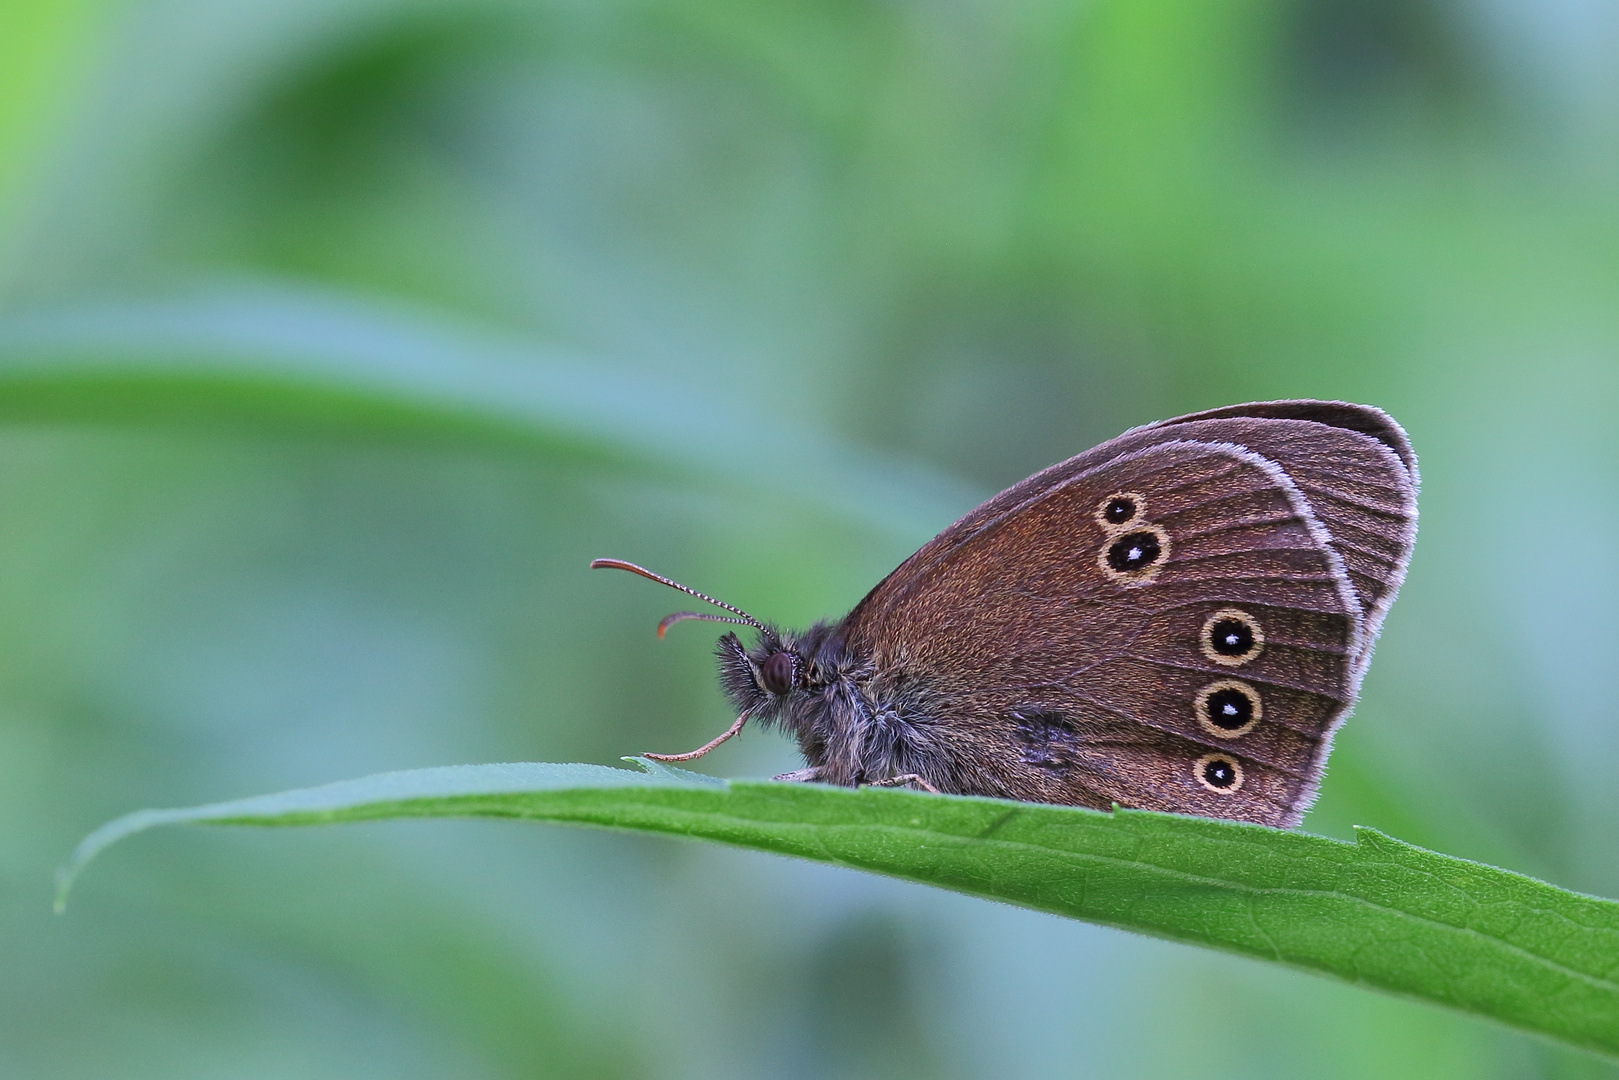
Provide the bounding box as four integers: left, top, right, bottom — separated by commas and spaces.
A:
59, 758, 1619, 1057
0, 283, 975, 538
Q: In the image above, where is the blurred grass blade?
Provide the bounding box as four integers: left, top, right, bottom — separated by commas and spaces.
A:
60, 758, 1619, 1057
0, 282, 976, 537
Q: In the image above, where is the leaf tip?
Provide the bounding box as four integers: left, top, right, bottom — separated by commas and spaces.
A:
52, 806, 191, 913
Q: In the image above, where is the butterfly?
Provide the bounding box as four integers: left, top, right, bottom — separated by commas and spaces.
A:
594, 400, 1417, 826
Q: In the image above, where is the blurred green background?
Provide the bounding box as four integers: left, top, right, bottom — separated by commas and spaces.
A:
2, 0, 1618, 1076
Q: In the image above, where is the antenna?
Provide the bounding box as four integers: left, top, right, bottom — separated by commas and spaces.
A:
590, 558, 764, 637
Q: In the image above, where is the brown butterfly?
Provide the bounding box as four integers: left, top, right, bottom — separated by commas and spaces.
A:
593, 400, 1417, 826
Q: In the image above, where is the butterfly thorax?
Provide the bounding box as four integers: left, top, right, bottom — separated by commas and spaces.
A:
716, 625, 958, 788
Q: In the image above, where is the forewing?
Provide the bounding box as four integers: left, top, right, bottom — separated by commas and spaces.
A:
843, 438, 1365, 827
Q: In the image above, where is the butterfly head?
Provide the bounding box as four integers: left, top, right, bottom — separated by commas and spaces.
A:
715, 629, 804, 719
592, 558, 807, 706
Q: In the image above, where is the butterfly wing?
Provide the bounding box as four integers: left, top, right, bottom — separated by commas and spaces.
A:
840, 402, 1416, 826
1148, 401, 1418, 677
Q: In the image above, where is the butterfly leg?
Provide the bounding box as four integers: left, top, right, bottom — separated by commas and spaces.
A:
865, 774, 940, 794
772, 767, 821, 782
643, 711, 749, 762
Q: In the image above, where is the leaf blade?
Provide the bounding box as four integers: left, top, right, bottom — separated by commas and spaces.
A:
57, 759, 1619, 1056
0, 284, 977, 538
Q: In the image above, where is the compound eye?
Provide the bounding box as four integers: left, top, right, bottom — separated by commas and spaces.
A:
759, 651, 796, 696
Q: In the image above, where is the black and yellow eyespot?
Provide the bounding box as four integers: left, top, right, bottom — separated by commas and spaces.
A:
1094, 491, 1145, 529
1098, 524, 1170, 585
1196, 679, 1261, 737
1195, 754, 1244, 794
1200, 607, 1264, 666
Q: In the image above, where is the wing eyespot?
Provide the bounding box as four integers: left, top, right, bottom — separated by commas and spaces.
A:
1196, 680, 1261, 737
1098, 524, 1170, 585
1094, 491, 1146, 529
1200, 608, 1264, 666
1195, 754, 1244, 794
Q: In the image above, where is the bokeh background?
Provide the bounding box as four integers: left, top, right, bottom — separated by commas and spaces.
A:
3, 0, 1618, 1076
